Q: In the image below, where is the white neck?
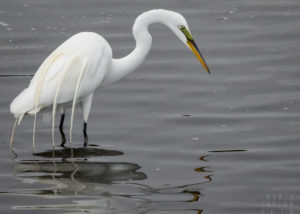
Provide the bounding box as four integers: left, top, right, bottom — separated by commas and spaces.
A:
106, 10, 173, 84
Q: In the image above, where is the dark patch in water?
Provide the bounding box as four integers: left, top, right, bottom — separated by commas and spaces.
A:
0, 74, 33, 77
33, 147, 124, 159
14, 160, 146, 184
208, 149, 247, 153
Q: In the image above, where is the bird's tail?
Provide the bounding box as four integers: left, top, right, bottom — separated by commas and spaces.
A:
10, 86, 43, 117
10, 86, 43, 151
10, 88, 36, 119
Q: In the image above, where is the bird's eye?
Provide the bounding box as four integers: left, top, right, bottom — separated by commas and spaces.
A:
179, 25, 186, 30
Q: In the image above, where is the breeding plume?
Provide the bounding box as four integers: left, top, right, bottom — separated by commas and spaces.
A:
10, 9, 210, 149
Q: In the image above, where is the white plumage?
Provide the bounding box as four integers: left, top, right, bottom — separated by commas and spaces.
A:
11, 32, 109, 117
10, 9, 210, 149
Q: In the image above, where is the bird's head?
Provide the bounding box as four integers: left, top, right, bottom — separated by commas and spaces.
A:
164, 11, 211, 74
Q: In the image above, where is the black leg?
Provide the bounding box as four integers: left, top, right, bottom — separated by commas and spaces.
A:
83, 122, 88, 147
59, 113, 66, 147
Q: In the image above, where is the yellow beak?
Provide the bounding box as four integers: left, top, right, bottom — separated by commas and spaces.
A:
187, 40, 211, 74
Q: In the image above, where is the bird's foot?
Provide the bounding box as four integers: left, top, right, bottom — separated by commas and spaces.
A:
60, 137, 66, 147
84, 136, 88, 147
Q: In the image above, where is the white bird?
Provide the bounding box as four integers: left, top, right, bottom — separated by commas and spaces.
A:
9, 9, 210, 149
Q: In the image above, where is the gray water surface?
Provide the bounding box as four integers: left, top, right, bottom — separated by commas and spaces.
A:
1, 0, 300, 213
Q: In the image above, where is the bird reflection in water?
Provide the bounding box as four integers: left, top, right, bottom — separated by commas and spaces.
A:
12, 147, 149, 213
11, 148, 218, 214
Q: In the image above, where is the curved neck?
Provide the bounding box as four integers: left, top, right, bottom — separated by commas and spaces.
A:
108, 10, 170, 84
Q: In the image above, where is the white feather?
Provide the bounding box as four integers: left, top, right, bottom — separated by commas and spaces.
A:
70, 57, 88, 143
9, 10, 207, 148
51, 55, 80, 146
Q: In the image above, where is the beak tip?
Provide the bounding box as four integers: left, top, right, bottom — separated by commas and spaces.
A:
204, 66, 211, 74
187, 40, 211, 75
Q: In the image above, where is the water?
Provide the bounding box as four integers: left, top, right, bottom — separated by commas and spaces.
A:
1, 0, 300, 213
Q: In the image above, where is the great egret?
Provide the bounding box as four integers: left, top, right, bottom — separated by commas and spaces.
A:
10, 9, 210, 149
